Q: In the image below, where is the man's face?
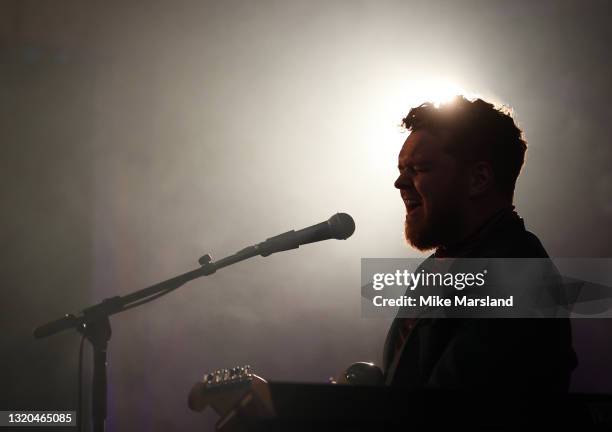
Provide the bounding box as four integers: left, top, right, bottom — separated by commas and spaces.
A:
394, 130, 469, 250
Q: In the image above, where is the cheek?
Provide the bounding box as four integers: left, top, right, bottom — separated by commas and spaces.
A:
417, 171, 466, 204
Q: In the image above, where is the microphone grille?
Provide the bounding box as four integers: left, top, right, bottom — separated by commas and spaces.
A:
328, 213, 355, 240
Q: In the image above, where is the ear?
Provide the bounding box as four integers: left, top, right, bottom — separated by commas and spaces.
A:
469, 161, 494, 197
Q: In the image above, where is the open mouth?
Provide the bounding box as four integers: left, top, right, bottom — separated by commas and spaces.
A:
401, 192, 422, 214
406, 200, 422, 214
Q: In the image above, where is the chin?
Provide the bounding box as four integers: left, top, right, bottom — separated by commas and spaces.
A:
404, 218, 439, 252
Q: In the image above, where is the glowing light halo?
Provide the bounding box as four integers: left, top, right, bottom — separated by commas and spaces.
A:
398, 77, 476, 110
362, 77, 477, 171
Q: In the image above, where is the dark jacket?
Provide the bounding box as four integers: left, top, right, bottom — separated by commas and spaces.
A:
383, 209, 577, 390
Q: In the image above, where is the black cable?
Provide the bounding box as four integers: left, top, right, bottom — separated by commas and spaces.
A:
120, 286, 182, 312
70, 277, 190, 432
78, 333, 85, 432
71, 286, 176, 432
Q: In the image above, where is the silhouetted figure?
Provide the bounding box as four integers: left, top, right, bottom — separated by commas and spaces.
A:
385, 96, 577, 390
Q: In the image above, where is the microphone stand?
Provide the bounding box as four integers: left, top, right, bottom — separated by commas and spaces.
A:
33, 240, 293, 432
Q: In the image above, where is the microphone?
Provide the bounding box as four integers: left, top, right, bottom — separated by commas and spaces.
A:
255, 213, 355, 257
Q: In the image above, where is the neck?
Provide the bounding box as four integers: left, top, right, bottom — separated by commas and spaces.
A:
442, 199, 513, 251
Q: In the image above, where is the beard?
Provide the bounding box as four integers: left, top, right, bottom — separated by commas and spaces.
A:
404, 205, 464, 251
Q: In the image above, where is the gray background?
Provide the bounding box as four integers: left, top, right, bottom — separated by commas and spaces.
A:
2, 1, 611, 431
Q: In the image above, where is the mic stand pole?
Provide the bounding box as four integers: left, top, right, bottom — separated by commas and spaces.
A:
33, 240, 286, 432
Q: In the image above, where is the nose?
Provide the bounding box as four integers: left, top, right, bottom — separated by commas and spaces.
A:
394, 172, 411, 190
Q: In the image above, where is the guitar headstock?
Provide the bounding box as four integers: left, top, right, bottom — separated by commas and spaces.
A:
202, 365, 254, 389
189, 364, 271, 419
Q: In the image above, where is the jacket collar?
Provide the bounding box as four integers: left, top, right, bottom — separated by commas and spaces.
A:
434, 206, 523, 258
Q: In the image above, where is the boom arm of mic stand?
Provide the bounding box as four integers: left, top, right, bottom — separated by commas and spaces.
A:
31, 245, 271, 432
31, 238, 291, 339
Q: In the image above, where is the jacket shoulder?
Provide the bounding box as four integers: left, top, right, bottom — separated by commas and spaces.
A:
505, 229, 549, 258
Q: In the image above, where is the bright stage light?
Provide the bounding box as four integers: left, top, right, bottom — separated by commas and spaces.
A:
363, 77, 475, 171
399, 77, 473, 109
413, 79, 466, 107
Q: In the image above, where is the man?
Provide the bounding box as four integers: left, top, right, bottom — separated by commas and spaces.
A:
384, 96, 577, 391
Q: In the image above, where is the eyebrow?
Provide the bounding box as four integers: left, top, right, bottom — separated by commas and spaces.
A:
398, 161, 433, 169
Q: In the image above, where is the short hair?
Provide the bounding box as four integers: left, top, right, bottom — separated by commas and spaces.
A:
401, 96, 527, 197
